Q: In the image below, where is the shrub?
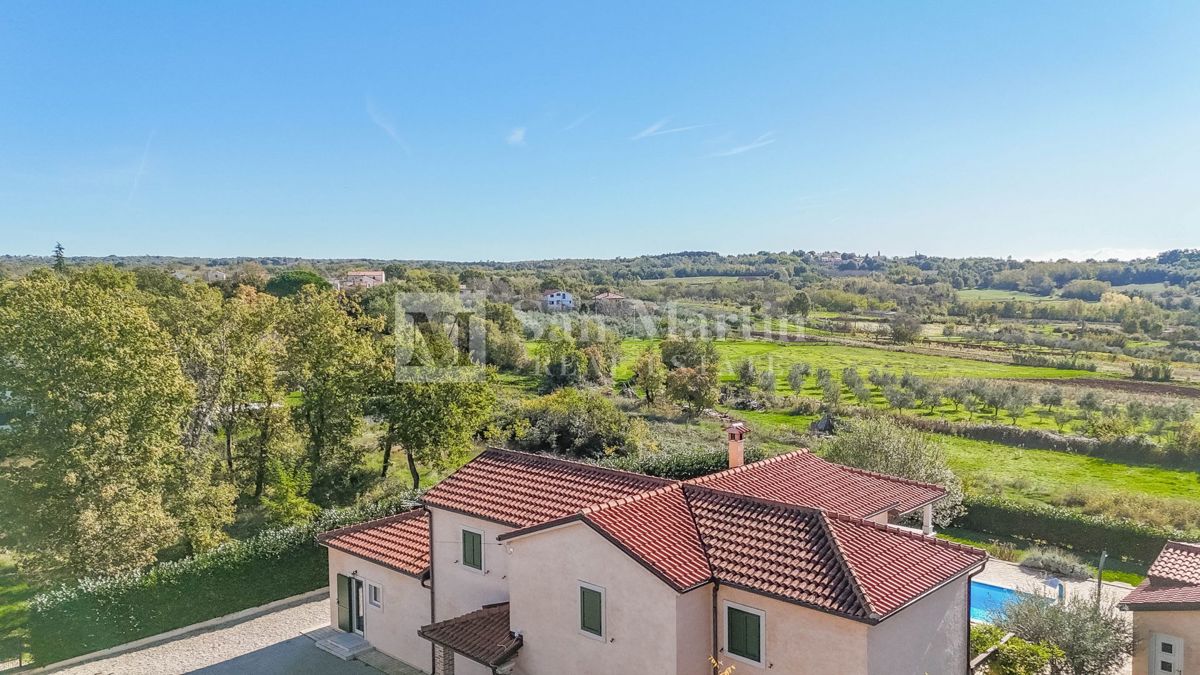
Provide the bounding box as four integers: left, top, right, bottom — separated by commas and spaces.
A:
500, 388, 654, 458
27, 493, 420, 664
993, 637, 1064, 675
1131, 361, 1173, 381
1019, 546, 1090, 579
995, 593, 1132, 675
1011, 352, 1097, 371
970, 623, 1006, 657
602, 445, 767, 480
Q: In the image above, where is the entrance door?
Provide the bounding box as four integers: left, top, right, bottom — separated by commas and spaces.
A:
336, 574, 366, 635
1153, 633, 1184, 675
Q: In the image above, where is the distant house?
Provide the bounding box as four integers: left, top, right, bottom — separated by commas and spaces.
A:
171, 271, 189, 281
341, 270, 386, 290
1121, 541, 1200, 675
204, 269, 228, 282
542, 289, 574, 310
317, 425, 984, 675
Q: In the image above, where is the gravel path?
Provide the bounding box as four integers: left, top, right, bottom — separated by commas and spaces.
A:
49, 596, 376, 675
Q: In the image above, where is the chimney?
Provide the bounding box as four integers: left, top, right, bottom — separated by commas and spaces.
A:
725, 422, 749, 468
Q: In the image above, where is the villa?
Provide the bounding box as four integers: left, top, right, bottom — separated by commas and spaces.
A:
317, 425, 987, 674
1121, 541, 1200, 675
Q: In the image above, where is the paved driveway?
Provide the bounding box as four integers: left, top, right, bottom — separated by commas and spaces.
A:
51, 597, 379, 675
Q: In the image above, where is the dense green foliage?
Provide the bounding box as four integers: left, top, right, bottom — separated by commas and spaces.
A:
959, 495, 1184, 562
263, 269, 331, 297
495, 388, 654, 458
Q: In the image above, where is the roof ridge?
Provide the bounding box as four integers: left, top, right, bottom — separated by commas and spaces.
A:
682, 483, 824, 516
683, 449, 809, 485
830, 462, 947, 493
817, 510, 877, 620
482, 447, 676, 486
580, 482, 684, 515
315, 507, 426, 543
1165, 541, 1200, 553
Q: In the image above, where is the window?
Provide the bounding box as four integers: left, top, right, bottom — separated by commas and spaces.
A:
579, 583, 605, 639
367, 582, 382, 609
725, 602, 764, 666
462, 529, 483, 571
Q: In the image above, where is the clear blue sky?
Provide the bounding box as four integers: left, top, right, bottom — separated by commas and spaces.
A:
3, 2, 1199, 261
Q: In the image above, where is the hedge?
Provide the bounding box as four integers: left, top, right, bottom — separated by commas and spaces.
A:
27, 493, 419, 665
958, 495, 1187, 563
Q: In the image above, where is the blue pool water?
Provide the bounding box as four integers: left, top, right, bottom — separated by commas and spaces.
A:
970, 581, 1023, 622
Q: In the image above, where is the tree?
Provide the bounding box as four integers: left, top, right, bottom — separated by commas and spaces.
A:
52, 242, 66, 273
736, 358, 758, 388
1004, 385, 1033, 424
883, 385, 915, 411
888, 314, 923, 343
265, 269, 332, 297
1039, 387, 1064, 411
758, 369, 776, 392
499, 388, 652, 458
278, 287, 382, 494
786, 291, 811, 318
0, 270, 229, 579
787, 363, 810, 392
373, 374, 496, 488
536, 325, 587, 390
632, 347, 667, 404
996, 593, 1132, 675
666, 367, 719, 417
821, 417, 965, 525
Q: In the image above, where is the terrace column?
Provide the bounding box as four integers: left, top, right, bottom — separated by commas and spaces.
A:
922, 504, 934, 535
434, 645, 455, 675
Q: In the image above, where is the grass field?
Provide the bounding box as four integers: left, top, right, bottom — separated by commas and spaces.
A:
0, 552, 30, 664
639, 275, 767, 286
937, 527, 1145, 585
733, 409, 1200, 507
956, 288, 1079, 304
616, 339, 1102, 383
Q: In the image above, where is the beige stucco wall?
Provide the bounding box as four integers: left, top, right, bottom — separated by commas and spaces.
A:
1131, 610, 1200, 675
507, 520, 705, 675
327, 548, 433, 673
867, 575, 971, 675
428, 506, 516, 675
716, 585, 870, 674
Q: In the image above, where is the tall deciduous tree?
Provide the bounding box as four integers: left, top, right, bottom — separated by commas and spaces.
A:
632, 347, 666, 404
278, 287, 382, 494
0, 270, 231, 579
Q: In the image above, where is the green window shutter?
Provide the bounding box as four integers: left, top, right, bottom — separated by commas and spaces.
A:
727, 607, 761, 662
462, 530, 482, 570
336, 574, 352, 632
580, 586, 603, 636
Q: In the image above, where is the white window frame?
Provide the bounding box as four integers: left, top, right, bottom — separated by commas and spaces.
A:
367, 581, 383, 609
578, 581, 607, 641
722, 600, 766, 668
460, 526, 486, 574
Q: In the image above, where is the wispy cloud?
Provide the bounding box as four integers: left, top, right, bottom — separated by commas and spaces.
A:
366, 97, 411, 155
710, 131, 777, 157
630, 118, 711, 141
563, 111, 594, 132
126, 130, 156, 205
506, 127, 527, 146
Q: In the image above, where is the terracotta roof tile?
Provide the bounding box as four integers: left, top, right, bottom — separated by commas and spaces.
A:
419, 603, 522, 667
421, 449, 672, 527
317, 509, 430, 578
1122, 542, 1200, 609
686, 450, 944, 518
583, 485, 712, 591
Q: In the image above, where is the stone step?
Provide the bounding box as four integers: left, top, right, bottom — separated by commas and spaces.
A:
314, 631, 373, 661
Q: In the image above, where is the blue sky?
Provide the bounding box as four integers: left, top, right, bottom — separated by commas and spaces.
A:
2, 2, 1199, 261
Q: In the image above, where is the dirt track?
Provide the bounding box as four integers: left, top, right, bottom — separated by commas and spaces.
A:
1014, 377, 1200, 399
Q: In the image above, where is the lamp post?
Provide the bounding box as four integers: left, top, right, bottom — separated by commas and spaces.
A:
1096, 549, 1108, 603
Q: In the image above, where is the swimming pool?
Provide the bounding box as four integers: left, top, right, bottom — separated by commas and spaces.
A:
970, 581, 1023, 622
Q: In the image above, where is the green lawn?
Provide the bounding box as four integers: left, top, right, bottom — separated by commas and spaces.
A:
956, 288, 1081, 304
0, 551, 32, 664
937, 527, 1145, 585
616, 338, 1102, 383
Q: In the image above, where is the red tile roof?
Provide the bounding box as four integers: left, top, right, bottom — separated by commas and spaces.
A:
317, 509, 430, 578
686, 487, 984, 620
1121, 542, 1200, 609
421, 449, 673, 527
419, 603, 522, 667
686, 450, 944, 518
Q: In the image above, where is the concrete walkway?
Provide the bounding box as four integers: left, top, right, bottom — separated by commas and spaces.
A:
49, 597, 380, 675
975, 558, 1133, 606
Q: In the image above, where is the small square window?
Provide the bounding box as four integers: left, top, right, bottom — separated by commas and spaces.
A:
1161, 661, 1172, 672
367, 583, 382, 609
1161, 642, 1173, 654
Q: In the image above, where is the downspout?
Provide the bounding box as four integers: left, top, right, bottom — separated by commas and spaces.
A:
711, 581, 720, 675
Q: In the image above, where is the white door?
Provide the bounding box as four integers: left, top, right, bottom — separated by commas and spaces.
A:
1153, 633, 1184, 674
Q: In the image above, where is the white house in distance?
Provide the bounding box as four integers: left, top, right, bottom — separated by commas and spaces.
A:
541, 289, 574, 310
1121, 541, 1200, 675
317, 425, 985, 674
204, 269, 228, 282
341, 270, 387, 289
